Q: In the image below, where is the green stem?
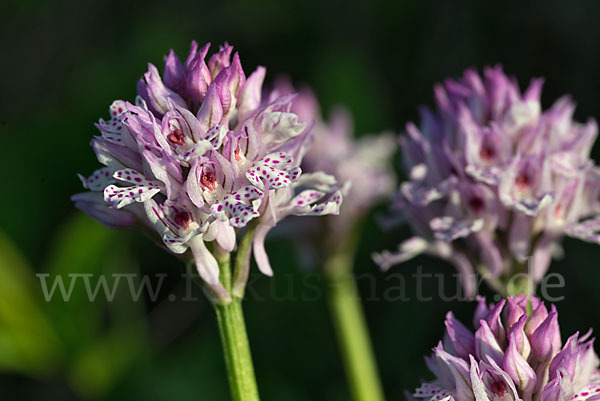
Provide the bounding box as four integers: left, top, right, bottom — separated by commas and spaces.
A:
214, 252, 261, 401
232, 222, 258, 298
505, 273, 535, 296
215, 300, 260, 401
324, 231, 385, 401
476, 264, 507, 297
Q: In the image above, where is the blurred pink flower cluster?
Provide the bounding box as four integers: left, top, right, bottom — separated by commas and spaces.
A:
375, 67, 600, 296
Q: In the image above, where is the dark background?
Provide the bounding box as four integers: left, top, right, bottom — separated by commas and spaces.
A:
1, 0, 600, 400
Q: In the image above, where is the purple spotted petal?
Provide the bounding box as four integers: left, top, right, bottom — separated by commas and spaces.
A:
210, 186, 263, 228
78, 167, 114, 191
290, 189, 343, 217
246, 152, 301, 191
95, 100, 130, 145
104, 184, 161, 209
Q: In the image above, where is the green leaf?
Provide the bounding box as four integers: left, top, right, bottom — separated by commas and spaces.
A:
41, 213, 123, 351
40, 212, 150, 398
0, 230, 63, 377
68, 322, 147, 400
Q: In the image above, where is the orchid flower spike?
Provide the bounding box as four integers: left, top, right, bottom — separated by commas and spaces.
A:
407, 294, 600, 401
73, 42, 344, 303
272, 78, 396, 241
374, 66, 600, 297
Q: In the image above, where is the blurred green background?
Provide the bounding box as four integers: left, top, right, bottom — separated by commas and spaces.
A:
2, 0, 600, 399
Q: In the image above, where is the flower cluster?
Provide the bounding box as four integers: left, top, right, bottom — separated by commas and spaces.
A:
374, 66, 600, 296
272, 79, 396, 237
72, 42, 344, 300
408, 294, 600, 401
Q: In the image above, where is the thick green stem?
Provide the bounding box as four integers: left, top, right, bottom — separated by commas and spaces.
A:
324, 231, 385, 401
215, 299, 260, 401
214, 252, 260, 401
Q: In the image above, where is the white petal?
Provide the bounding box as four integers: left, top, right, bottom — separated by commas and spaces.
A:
372, 237, 429, 271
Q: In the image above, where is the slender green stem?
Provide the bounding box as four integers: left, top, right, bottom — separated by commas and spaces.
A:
324, 229, 385, 401
232, 222, 258, 298
476, 260, 536, 297
215, 299, 260, 401
214, 252, 261, 401
476, 264, 507, 297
